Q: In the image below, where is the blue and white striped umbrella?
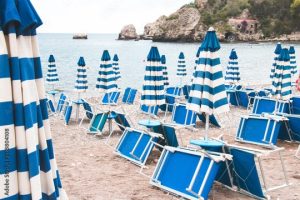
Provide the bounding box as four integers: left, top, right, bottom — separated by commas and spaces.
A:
289, 46, 297, 76
0, 1, 66, 199
272, 48, 292, 100
74, 56, 88, 92
113, 54, 121, 81
46, 54, 59, 86
96, 50, 117, 93
225, 49, 240, 84
161, 55, 169, 86
270, 42, 282, 79
187, 27, 229, 115
141, 46, 165, 106
177, 52, 187, 80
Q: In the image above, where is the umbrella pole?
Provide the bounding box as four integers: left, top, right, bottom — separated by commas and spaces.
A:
205, 113, 209, 140
76, 92, 81, 123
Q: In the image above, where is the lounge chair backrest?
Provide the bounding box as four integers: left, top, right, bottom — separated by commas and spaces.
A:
47, 98, 55, 114
162, 125, 179, 147
56, 93, 67, 112
114, 112, 131, 131
252, 97, 290, 114
236, 90, 249, 108
166, 87, 181, 96
278, 114, 300, 142
140, 104, 159, 116
172, 104, 196, 126
89, 113, 108, 134
102, 91, 120, 105
182, 85, 191, 100
82, 100, 93, 120
122, 87, 137, 104
291, 96, 300, 114
64, 101, 73, 125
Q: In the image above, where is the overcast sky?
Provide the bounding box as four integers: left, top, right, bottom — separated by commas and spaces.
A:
31, 0, 192, 33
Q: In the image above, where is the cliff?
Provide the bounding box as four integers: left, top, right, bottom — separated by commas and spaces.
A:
142, 0, 300, 42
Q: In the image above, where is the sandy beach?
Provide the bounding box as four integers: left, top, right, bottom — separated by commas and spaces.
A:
48, 89, 300, 200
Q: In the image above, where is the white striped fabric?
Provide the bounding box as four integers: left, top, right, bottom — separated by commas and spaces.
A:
176, 52, 187, 77
225, 49, 240, 84
113, 54, 121, 81
46, 55, 59, 85
272, 48, 292, 100
0, 1, 67, 199
74, 57, 88, 92
161, 55, 169, 86
141, 47, 165, 106
187, 28, 229, 115
270, 43, 281, 79
289, 46, 297, 75
96, 50, 117, 93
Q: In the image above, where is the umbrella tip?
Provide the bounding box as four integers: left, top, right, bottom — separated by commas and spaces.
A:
208, 27, 215, 31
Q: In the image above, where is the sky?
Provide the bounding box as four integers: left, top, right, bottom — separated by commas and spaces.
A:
31, 0, 192, 34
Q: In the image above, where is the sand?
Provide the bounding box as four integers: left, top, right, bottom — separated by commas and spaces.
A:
50, 92, 300, 200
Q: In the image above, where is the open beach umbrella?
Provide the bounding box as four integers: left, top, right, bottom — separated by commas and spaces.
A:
0, 0, 67, 199
176, 52, 187, 86
161, 55, 169, 86
225, 49, 240, 84
96, 50, 118, 93
289, 46, 297, 76
74, 56, 88, 93
187, 27, 229, 140
270, 43, 282, 79
271, 48, 292, 101
141, 46, 165, 106
46, 54, 59, 89
113, 54, 121, 82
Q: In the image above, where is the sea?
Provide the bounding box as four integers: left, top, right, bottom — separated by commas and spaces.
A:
39, 33, 300, 97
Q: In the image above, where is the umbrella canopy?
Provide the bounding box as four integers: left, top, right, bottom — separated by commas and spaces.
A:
187, 27, 229, 115
271, 48, 292, 100
46, 54, 59, 85
289, 46, 297, 76
74, 56, 88, 92
225, 49, 240, 84
0, 0, 66, 199
96, 50, 117, 93
161, 55, 169, 86
113, 54, 121, 81
141, 46, 165, 106
270, 42, 282, 79
177, 52, 187, 78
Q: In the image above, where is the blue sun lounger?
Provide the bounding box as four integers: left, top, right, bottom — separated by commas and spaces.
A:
182, 85, 191, 100
115, 128, 160, 166
153, 124, 179, 147
56, 93, 67, 113
252, 97, 290, 115
236, 90, 256, 108
160, 87, 182, 113
150, 146, 230, 200
122, 87, 137, 104
235, 114, 288, 147
197, 113, 221, 128
189, 141, 290, 199
140, 104, 159, 116
171, 103, 197, 127
63, 100, 73, 125
278, 114, 300, 142
291, 96, 300, 115
84, 112, 108, 134
46, 98, 56, 116
102, 91, 121, 105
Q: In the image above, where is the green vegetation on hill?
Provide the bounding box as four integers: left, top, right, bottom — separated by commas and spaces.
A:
197, 0, 300, 37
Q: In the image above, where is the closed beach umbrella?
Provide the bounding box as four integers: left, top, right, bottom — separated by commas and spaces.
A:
161, 55, 169, 86
271, 48, 292, 100
187, 27, 229, 139
225, 49, 240, 84
96, 50, 117, 93
177, 52, 187, 86
0, 1, 66, 199
141, 46, 165, 106
289, 46, 297, 76
270, 43, 282, 79
113, 54, 121, 82
74, 56, 88, 93
46, 54, 59, 89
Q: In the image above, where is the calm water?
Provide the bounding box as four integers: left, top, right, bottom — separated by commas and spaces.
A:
39, 33, 300, 97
